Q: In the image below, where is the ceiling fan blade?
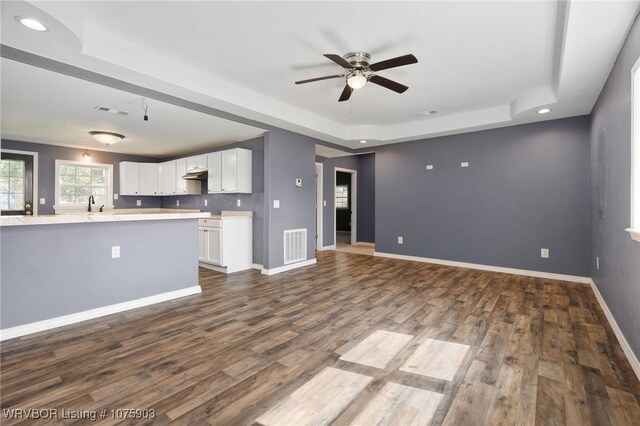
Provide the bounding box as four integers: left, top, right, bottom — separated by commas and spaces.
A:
369, 75, 409, 94
324, 54, 355, 69
338, 84, 353, 102
295, 74, 344, 85
369, 54, 418, 72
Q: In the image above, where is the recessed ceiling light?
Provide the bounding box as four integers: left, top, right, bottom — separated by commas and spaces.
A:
359, 140, 367, 144
537, 108, 552, 114
16, 16, 47, 32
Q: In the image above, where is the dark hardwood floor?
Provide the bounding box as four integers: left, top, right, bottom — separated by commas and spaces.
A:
1, 251, 639, 425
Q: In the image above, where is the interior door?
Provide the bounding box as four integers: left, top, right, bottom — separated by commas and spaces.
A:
0, 152, 34, 216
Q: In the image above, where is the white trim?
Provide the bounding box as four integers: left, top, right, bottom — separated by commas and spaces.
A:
588, 279, 640, 380
316, 162, 323, 251
0, 286, 202, 341
54, 159, 114, 210
261, 258, 317, 276
334, 167, 357, 246
1, 149, 38, 216
252, 263, 264, 270
198, 262, 226, 273
626, 228, 640, 242
321, 245, 336, 250
373, 251, 591, 284
631, 56, 640, 234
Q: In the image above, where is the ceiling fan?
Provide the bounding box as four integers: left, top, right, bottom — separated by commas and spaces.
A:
295, 51, 418, 102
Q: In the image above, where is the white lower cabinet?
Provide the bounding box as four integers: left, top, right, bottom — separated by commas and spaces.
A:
198, 214, 252, 273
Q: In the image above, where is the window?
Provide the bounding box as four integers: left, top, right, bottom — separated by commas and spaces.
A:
336, 185, 349, 209
629, 57, 640, 242
0, 158, 25, 211
54, 160, 113, 211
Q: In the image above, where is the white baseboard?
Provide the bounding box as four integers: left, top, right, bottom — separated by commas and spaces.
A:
321, 245, 336, 250
199, 262, 226, 273
261, 259, 317, 276
356, 242, 375, 247
0, 286, 202, 341
373, 252, 591, 284
252, 263, 264, 270
588, 279, 640, 380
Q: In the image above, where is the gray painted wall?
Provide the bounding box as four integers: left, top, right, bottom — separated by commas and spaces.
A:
1, 219, 199, 328
1, 139, 161, 214
161, 137, 265, 265
264, 128, 316, 269
375, 116, 591, 277
589, 14, 640, 358
319, 154, 376, 246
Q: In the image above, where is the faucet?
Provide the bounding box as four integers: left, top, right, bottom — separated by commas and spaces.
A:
88, 195, 95, 212
99, 205, 104, 212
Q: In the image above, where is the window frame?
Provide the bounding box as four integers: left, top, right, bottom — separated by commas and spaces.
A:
628, 56, 640, 242
0, 149, 38, 216
54, 159, 114, 213
335, 184, 349, 210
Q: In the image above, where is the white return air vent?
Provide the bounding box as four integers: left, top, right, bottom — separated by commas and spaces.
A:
284, 229, 307, 265
94, 105, 129, 116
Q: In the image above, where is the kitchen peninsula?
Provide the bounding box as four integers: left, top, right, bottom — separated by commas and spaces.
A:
0, 209, 210, 340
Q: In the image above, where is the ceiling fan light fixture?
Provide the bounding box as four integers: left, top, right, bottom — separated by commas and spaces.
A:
89, 131, 125, 145
347, 72, 367, 90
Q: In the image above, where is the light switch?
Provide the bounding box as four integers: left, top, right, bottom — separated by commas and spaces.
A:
112, 246, 120, 258
398, 236, 403, 244
323, 200, 326, 207
237, 199, 241, 207
39, 198, 46, 205
426, 165, 434, 170
114, 194, 119, 200
136, 200, 142, 206
176, 200, 180, 207
461, 162, 469, 168
273, 200, 280, 208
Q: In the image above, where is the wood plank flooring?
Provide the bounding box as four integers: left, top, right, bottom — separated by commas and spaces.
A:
1, 251, 639, 425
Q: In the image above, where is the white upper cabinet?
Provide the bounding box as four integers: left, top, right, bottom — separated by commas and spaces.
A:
119, 162, 139, 195
161, 161, 177, 195
208, 148, 252, 194
139, 163, 159, 195
186, 155, 207, 171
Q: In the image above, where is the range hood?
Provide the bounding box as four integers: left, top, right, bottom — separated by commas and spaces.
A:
182, 168, 208, 180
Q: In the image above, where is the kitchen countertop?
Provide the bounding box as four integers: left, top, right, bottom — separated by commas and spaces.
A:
0, 209, 212, 227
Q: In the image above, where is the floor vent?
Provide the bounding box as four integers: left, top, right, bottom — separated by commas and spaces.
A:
284, 229, 307, 264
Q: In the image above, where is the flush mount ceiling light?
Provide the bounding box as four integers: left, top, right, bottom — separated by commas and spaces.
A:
359, 140, 368, 144
537, 108, 552, 114
82, 152, 92, 162
89, 131, 125, 146
15, 16, 47, 32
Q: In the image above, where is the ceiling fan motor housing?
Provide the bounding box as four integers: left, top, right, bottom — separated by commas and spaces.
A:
344, 51, 371, 69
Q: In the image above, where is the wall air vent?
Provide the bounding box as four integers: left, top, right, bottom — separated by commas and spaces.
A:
284, 229, 307, 265
93, 105, 129, 116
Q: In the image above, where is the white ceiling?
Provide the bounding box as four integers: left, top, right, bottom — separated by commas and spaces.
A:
1, 0, 639, 151
0, 58, 266, 157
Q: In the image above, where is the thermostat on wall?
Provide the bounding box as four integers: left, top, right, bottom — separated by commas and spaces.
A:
295, 178, 302, 187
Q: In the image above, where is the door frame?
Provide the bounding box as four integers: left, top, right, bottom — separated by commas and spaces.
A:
334, 167, 357, 246
1, 149, 38, 216
315, 162, 323, 250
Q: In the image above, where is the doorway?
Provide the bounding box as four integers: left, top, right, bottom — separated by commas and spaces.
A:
334, 167, 356, 247
0, 150, 37, 216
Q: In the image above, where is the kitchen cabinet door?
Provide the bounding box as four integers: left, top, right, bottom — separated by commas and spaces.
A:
119, 162, 139, 195
206, 228, 223, 266
221, 150, 238, 192
186, 155, 207, 171
139, 163, 159, 195
207, 152, 222, 192
162, 161, 177, 195
198, 227, 208, 261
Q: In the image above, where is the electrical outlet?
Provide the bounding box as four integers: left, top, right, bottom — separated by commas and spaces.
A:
112, 246, 120, 258
176, 200, 180, 207
237, 199, 241, 207
596, 256, 600, 270
461, 162, 469, 168
323, 200, 326, 207
540, 248, 549, 259
426, 164, 434, 170
39, 198, 46, 205
136, 200, 141, 206
114, 194, 119, 200
398, 236, 404, 244
204, 199, 208, 207
273, 200, 280, 208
